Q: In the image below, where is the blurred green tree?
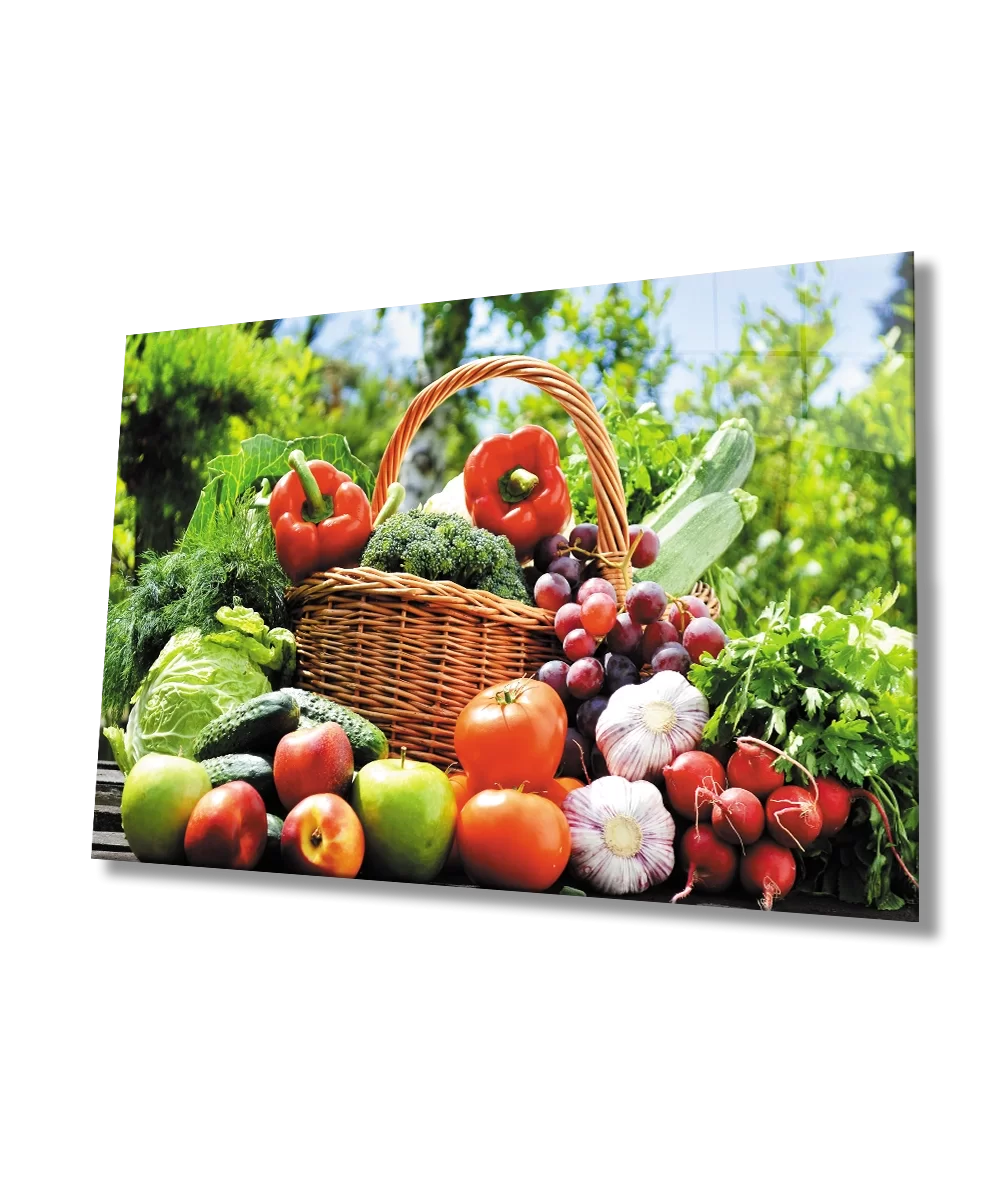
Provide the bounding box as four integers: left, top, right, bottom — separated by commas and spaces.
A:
119, 324, 291, 553
394, 292, 562, 502
239, 319, 280, 340
109, 477, 135, 605
498, 280, 676, 446
874, 252, 914, 342
669, 267, 916, 627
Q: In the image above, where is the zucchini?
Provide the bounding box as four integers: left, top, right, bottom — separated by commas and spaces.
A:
644, 418, 755, 533
201, 753, 280, 811
192, 691, 300, 761
634, 489, 757, 597
281, 688, 389, 767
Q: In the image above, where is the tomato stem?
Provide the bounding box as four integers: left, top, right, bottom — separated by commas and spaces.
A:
493, 677, 529, 706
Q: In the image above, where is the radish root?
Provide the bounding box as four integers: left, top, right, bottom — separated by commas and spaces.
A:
759, 875, 781, 911
771, 802, 808, 852
718, 804, 747, 854
670, 864, 696, 903
693, 779, 720, 831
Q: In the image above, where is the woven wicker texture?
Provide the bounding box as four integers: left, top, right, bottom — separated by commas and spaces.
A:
287, 355, 717, 767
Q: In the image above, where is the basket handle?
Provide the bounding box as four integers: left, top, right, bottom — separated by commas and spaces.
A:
371, 355, 633, 595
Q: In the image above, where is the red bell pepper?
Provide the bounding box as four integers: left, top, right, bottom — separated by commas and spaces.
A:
269, 451, 372, 582
463, 425, 571, 558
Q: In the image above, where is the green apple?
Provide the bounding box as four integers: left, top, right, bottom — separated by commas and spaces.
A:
352, 750, 457, 882
121, 753, 212, 864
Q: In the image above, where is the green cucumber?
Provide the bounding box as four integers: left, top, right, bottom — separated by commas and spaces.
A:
644, 418, 755, 533
259, 812, 284, 871
634, 489, 757, 597
281, 688, 388, 767
200, 753, 279, 811
192, 691, 300, 761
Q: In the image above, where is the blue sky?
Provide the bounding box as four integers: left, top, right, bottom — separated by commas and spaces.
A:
274, 252, 905, 415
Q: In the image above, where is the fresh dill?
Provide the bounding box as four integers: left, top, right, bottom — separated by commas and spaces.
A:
102, 493, 288, 717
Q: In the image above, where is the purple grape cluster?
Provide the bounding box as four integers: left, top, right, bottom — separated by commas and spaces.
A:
531, 524, 728, 786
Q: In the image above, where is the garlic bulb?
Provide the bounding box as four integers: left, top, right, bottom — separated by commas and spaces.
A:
595, 671, 709, 782
563, 775, 676, 895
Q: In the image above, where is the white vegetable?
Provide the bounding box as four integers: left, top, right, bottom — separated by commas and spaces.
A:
595, 671, 709, 782
563, 775, 676, 895
423, 473, 471, 518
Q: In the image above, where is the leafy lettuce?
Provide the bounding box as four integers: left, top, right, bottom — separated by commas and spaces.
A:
104, 606, 295, 773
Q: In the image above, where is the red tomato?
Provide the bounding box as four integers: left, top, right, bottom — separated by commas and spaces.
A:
541, 777, 585, 809
457, 788, 571, 891
444, 771, 474, 872
454, 678, 567, 793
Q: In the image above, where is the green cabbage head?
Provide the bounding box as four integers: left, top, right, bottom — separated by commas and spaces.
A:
105, 606, 295, 772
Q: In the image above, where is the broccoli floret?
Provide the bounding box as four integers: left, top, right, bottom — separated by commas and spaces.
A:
477, 562, 533, 603
361, 510, 530, 603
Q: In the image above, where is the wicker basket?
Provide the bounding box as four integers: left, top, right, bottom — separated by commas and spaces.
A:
286, 355, 714, 767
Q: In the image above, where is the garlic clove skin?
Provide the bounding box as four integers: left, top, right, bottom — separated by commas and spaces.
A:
563, 775, 676, 896
595, 671, 709, 782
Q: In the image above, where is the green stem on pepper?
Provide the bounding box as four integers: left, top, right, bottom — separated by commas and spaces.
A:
288, 450, 333, 523
374, 482, 405, 528
498, 467, 539, 503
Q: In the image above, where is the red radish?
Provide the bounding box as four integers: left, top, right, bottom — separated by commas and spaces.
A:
815, 777, 852, 837
766, 785, 823, 851
727, 740, 786, 797
732, 735, 828, 857
711, 787, 765, 847
662, 750, 726, 823
731, 738, 918, 893
671, 826, 738, 902
816, 779, 919, 890
740, 839, 797, 910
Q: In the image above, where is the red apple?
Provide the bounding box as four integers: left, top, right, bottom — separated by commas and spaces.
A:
280, 793, 365, 877
184, 781, 268, 869
274, 722, 354, 810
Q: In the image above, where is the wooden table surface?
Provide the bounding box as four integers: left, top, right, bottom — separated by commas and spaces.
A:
93, 762, 917, 921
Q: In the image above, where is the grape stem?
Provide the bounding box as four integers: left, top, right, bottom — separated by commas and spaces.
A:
558, 531, 644, 573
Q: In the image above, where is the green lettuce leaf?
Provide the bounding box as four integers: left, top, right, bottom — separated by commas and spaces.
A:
103, 726, 134, 775
185, 433, 375, 543
115, 605, 296, 767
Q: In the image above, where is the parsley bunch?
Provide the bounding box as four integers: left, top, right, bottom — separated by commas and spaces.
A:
689, 589, 918, 910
